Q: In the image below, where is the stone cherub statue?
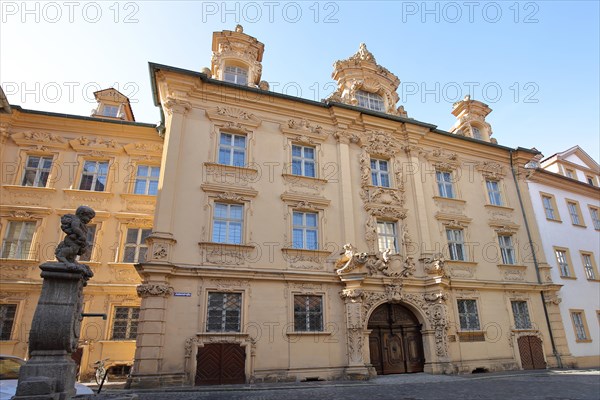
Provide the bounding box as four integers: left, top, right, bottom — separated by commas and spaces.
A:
54, 205, 95, 278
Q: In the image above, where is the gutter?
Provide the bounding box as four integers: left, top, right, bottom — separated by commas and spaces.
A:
509, 149, 563, 368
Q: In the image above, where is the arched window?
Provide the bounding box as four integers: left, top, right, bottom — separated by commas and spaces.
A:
471, 126, 482, 140
356, 90, 385, 112
223, 65, 248, 85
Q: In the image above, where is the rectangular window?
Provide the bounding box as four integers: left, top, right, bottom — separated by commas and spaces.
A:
292, 211, 318, 250
79, 160, 109, 192
436, 171, 455, 198
565, 169, 575, 179
541, 195, 557, 220
571, 311, 589, 341
218, 133, 246, 167
212, 203, 243, 245
206, 292, 241, 332
356, 90, 384, 112
223, 65, 248, 85
122, 228, 151, 263
0, 304, 17, 340
587, 176, 595, 186
555, 249, 571, 277
21, 155, 53, 187
291, 145, 316, 178
111, 306, 139, 340
566, 201, 583, 225
294, 295, 323, 332
457, 299, 480, 331
377, 221, 398, 254
1, 221, 36, 259
370, 159, 390, 187
589, 207, 600, 230
498, 235, 516, 265
582, 253, 596, 280
446, 229, 466, 261
511, 301, 532, 330
134, 165, 160, 195
486, 180, 503, 206
101, 105, 119, 117
78, 224, 97, 262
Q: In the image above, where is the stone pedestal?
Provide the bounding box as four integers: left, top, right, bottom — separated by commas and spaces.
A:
14, 262, 89, 400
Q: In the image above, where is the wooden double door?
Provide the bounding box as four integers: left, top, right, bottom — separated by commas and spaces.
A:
368, 303, 424, 375
517, 336, 546, 370
195, 343, 246, 385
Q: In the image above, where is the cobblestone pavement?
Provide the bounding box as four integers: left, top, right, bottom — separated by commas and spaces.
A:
91, 369, 600, 400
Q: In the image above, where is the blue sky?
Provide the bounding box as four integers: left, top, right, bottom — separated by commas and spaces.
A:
1, 1, 598, 160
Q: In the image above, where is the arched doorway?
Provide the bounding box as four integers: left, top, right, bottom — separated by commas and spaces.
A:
368, 303, 424, 374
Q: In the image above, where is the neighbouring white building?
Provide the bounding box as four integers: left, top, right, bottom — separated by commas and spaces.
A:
526, 145, 600, 368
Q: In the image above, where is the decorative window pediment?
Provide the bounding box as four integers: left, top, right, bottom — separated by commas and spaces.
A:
10, 131, 68, 150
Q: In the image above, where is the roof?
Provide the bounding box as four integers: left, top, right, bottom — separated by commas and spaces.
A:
541, 145, 600, 171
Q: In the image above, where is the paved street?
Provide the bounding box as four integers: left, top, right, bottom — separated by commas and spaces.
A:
93, 369, 600, 400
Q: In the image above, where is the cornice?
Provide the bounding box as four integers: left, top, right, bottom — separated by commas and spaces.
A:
527, 169, 600, 198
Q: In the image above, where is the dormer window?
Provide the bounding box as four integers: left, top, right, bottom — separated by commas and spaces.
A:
101, 104, 119, 118
223, 65, 248, 85
472, 126, 482, 140
356, 90, 384, 112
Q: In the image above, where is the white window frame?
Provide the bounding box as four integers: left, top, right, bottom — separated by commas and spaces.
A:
133, 165, 160, 195
206, 292, 242, 333
21, 155, 53, 187
101, 104, 120, 118
122, 228, 151, 263
355, 90, 385, 112
571, 311, 588, 341
377, 221, 398, 254
498, 235, 516, 265
457, 299, 481, 331
541, 195, 557, 220
446, 228, 467, 261
223, 65, 248, 85
212, 203, 244, 245
292, 211, 319, 250
582, 253, 596, 280
589, 206, 600, 230
555, 249, 571, 277
218, 132, 247, 167
486, 180, 503, 206
511, 300, 532, 330
371, 158, 390, 187
79, 160, 109, 192
291, 144, 316, 178
436, 170, 455, 198
566, 201, 582, 225
1, 221, 36, 259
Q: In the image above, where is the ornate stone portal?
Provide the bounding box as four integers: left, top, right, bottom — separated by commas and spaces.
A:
336, 244, 453, 377
14, 206, 95, 400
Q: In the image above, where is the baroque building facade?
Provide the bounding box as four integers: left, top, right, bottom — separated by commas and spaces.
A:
525, 146, 600, 368
0, 88, 162, 380
128, 26, 574, 387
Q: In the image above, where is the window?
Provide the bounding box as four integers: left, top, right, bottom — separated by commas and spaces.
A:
436, 171, 455, 198
206, 292, 241, 332
294, 295, 323, 332
471, 126, 482, 139
511, 301, 532, 329
218, 133, 246, 167
581, 252, 597, 280
377, 221, 398, 254
570, 311, 590, 341
0, 304, 17, 340
223, 65, 248, 85
457, 299, 480, 331
565, 169, 575, 179
21, 155, 52, 187
566, 201, 583, 226
291, 145, 316, 178
122, 228, 151, 263
111, 306, 139, 340
212, 203, 243, 245
589, 206, 600, 230
486, 180, 503, 206
134, 165, 160, 195
101, 104, 119, 117
446, 229, 466, 261
1, 221, 36, 259
541, 194, 559, 221
586, 176, 595, 186
292, 211, 318, 250
370, 159, 390, 187
498, 235, 516, 265
79, 160, 109, 191
356, 90, 384, 112
555, 249, 572, 277
78, 224, 97, 262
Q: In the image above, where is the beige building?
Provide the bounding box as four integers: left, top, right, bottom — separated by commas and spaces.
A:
128, 26, 574, 387
0, 88, 162, 380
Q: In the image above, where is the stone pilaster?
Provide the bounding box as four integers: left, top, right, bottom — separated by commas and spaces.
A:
339, 273, 370, 379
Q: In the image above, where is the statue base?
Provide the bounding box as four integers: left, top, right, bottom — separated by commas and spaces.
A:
13, 352, 77, 400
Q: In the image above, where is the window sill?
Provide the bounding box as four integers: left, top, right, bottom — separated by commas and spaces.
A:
2, 185, 57, 193
571, 223, 587, 228
287, 331, 333, 336
196, 332, 248, 337
98, 340, 137, 343
545, 218, 562, 223
510, 328, 537, 333
281, 248, 333, 257
63, 188, 114, 197
586, 278, 600, 283
282, 173, 328, 185
575, 339, 592, 343
204, 162, 259, 175
484, 204, 514, 211
432, 196, 466, 204
198, 242, 256, 251
497, 264, 527, 269
560, 275, 577, 280
0, 258, 39, 264
446, 260, 478, 266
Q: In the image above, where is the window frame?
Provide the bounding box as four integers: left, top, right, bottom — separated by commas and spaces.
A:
569, 309, 591, 342
540, 192, 560, 222
498, 234, 516, 265
588, 205, 600, 230
485, 179, 503, 206
217, 132, 247, 167
457, 299, 481, 331
292, 210, 319, 250
554, 246, 575, 278
110, 306, 140, 341
564, 168, 576, 179
223, 65, 249, 85
101, 104, 120, 118
377, 220, 399, 254
211, 202, 244, 245
78, 159, 110, 192
78, 222, 99, 262
291, 144, 317, 178
21, 155, 54, 188
565, 199, 585, 227
122, 227, 152, 264
0, 303, 18, 341
580, 251, 599, 281
586, 175, 596, 186
355, 90, 385, 112
0, 220, 38, 260
370, 158, 391, 188
511, 300, 532, 330
206, 291, 242, 333
471, 126, 482, 140
436, 170, 456, 199
293, 294, 324, 332
446, 228, 467, 261
132, 164, 160, 196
